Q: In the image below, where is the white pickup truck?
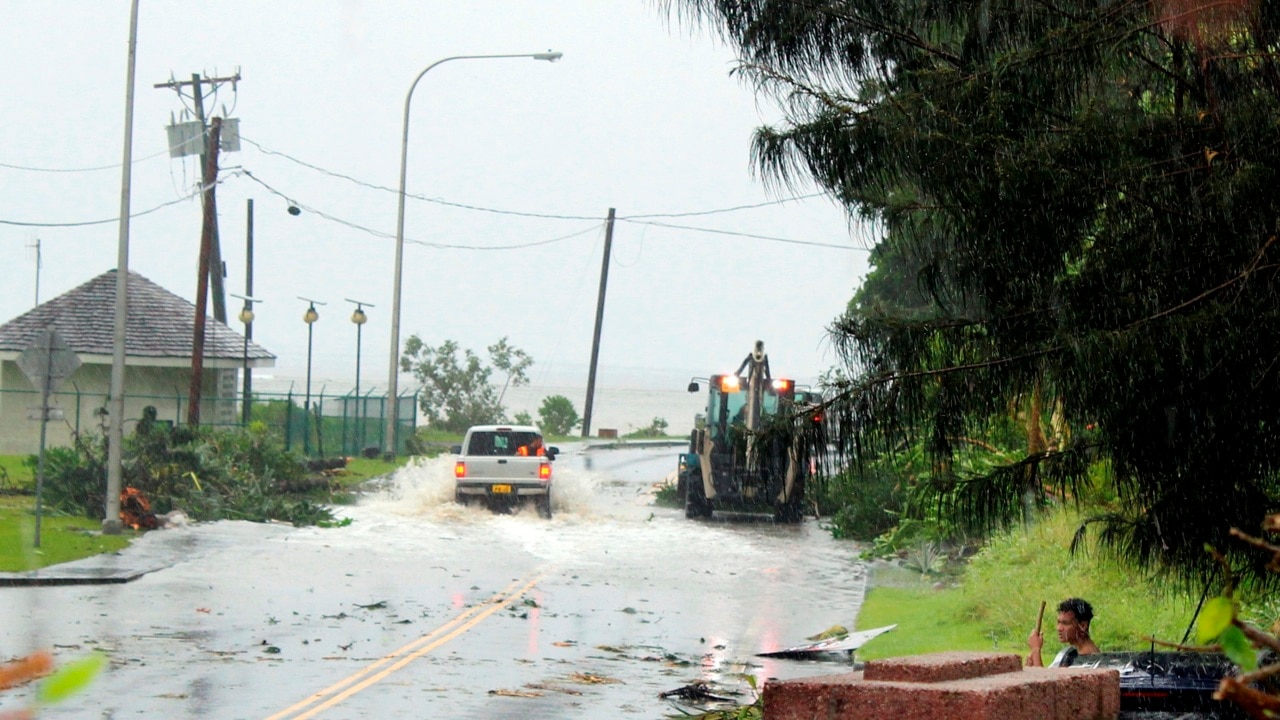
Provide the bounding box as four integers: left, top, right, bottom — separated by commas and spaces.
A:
451, 425, 558, 519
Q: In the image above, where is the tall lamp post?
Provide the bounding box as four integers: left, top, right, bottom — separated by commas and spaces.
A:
299, 297, 326, 455
384, 50, 563, 457
230, 293, 262, 425
346, 298, 374, 452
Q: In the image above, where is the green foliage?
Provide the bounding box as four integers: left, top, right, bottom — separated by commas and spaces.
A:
512, 411, 534, 426
673, 0, 1280, 584
34, 415, 341, 527
653, 476, 682, 508
537, 395, 581, 436
400, 336, 534, 433
820, 467, 904, 541
488, 337, 532, 406
36, 653, 106, 706
856, 507, 1199, 661
628, 417, 670, 439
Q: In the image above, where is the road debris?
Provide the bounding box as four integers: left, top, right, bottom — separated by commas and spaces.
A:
756, 624, 896, 659
488, 688, 543, 698
658, 680, 734, 703
569, 672, 622, 685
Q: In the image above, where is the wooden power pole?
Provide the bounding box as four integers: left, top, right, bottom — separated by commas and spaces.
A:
155, 71, 240, 425
187, 118, 222, 426
581, 208, 616, 438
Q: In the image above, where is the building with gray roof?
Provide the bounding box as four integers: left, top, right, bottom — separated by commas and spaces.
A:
0, 269, 275, 454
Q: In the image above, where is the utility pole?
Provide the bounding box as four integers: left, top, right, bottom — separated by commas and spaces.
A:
186, 118, 222, 426
156, 71, 240, 426
155, 71, 240, 325
581, 208, 616, 438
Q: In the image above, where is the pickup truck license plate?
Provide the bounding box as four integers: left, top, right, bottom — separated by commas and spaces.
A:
491, 484, 512, 494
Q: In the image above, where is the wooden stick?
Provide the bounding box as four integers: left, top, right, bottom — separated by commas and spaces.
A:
1035, 601, 1047, 635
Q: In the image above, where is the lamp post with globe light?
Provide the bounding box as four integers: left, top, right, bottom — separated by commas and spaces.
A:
230, 293, 262, 425
346, 298, 374, 453
384, 50, 563, 457
299, 297, 326, 455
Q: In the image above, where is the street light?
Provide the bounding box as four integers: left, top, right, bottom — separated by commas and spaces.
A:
230, 292, 262, 425
384, 50, 563, 457
299, 296, 326, 455
346, 298, 374, 453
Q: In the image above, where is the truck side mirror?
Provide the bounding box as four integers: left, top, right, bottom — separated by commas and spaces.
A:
547, 446, 560, 461
687, 381, 700, 393
450, 444, 462, 454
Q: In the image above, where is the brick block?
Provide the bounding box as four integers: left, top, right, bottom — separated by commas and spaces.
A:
763, 663, 1121, 720
865, 652, 1024, 683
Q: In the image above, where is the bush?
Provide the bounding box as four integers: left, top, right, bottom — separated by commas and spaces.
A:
537, 395, 580, 436
819, 467, 905, 541
34, 413, 342, 527
628, 417, 669, 439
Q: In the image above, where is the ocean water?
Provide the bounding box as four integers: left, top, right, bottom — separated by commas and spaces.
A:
502, 384, 704, 436
252, 373, 705, 436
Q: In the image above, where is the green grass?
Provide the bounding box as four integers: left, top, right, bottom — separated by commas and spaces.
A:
0, 454, 33, 491
855, 509, 1200, 660
0, 497, 132, 572
340, 456, 411, 486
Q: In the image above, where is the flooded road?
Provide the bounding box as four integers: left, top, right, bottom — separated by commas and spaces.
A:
2, 444, 868, 718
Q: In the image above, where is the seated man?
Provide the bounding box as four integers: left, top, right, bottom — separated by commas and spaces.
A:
1027, 597, 1100, 667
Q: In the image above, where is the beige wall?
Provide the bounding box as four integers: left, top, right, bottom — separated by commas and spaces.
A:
0, 361, 237, 455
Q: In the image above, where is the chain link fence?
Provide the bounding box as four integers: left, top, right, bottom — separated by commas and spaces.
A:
2, 386, 419, 458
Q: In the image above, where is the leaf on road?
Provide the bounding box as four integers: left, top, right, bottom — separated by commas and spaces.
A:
551, 641, 576, 647
570, 672, 623, 685
526, 682, 583, 696
489, 688, 543, 698
354, 601, 388, 610
806, 625, 848, 641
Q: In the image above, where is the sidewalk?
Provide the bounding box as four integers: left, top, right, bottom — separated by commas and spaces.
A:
0, 520, 294, 587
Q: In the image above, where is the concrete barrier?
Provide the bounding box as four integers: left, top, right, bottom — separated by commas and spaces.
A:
764, 651, 1120, 720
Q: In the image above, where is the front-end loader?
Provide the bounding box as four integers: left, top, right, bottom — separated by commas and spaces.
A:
676, 341, 811, 522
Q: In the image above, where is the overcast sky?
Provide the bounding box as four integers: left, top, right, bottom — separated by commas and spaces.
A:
0, 2, 872, 402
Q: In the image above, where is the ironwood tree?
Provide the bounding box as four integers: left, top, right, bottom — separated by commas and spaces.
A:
670, 0, 1280, 584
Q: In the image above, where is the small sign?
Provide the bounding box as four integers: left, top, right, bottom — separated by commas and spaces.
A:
16, 329, 80, 393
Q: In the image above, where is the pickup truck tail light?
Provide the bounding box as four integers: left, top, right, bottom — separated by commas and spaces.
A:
454, 461, 466, 479
539, 463, 551, 481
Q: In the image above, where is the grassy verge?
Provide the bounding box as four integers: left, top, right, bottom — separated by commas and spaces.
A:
0, 496, 132, 572
0, 451, 414, 570
855, 509, 1200, 660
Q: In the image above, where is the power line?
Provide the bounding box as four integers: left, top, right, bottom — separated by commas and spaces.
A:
623, 192, 828, 218
240, 167, 859, 252
618, 218, 867, 251
0, 147, 172, 173
239, 135, 831, 221
0, 174, 234, 228
239, 170, 602, 250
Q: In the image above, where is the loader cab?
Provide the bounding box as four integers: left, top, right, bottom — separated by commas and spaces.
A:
704, 374, 795, 447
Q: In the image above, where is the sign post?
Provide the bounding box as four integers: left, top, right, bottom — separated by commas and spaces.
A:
17, 329, 82, 548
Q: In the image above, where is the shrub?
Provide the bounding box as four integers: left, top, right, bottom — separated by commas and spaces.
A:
34, 413, 340, 527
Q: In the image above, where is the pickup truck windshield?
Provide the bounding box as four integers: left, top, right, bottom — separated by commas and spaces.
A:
467, 430, 543, 457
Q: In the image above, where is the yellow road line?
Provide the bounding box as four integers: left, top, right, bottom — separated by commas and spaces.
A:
265, 570, 548, 720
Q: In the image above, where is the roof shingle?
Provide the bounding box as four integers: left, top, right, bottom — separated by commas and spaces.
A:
0, 270, 274, 361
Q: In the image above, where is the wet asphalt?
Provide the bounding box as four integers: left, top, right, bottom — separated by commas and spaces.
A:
0, 443, 868, 719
